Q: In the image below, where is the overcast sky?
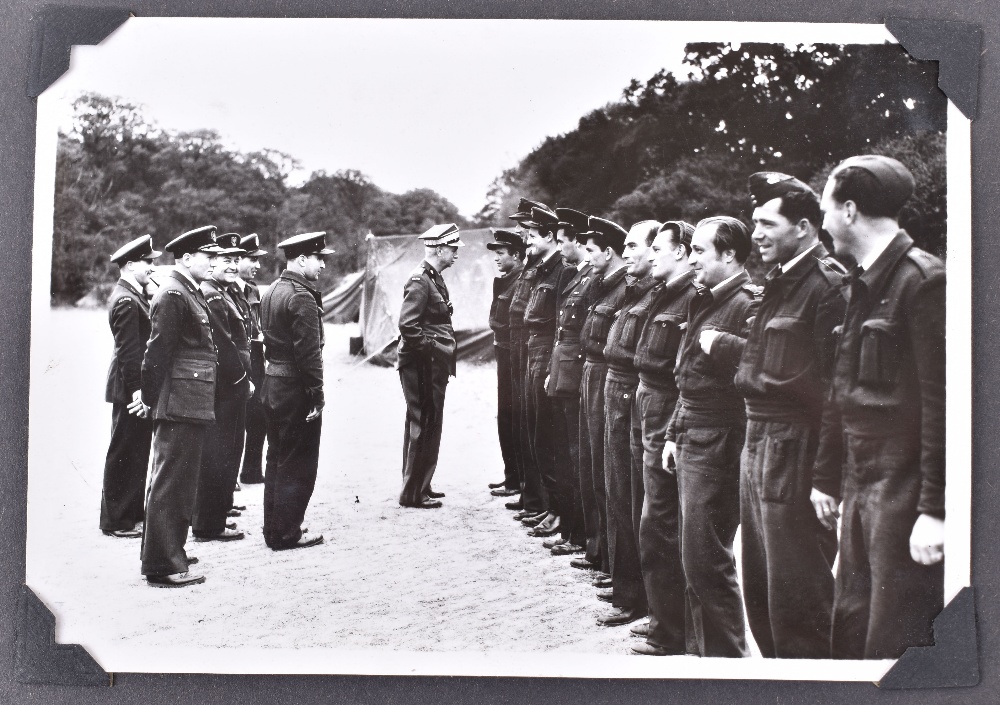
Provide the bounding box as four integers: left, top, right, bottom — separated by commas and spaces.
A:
47, 19, 892, 217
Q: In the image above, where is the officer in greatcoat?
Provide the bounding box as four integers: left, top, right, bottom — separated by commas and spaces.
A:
100, 235, 160, 538
260, 231, 332, 550
192, 233, 251, 542
397, 223, 463, 508
235, 233, 268, 485
813, 155, 945, 659
735, 173, 846, 658
139, 225, 224, 587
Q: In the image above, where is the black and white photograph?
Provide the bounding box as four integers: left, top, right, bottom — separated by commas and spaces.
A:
27, 17, 971, 680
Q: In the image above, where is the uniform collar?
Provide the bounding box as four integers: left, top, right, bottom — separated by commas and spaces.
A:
662, 268, 696, 297
169, 268, 200, 294
710, 269, 748, 297
422, 259, 442, 278
766, 243, 830, 290
779, 242, 820, 275
535, 248, 562, 276
117, 276, 144, 299
280, 269, 320, 294
859, 230, 913, 290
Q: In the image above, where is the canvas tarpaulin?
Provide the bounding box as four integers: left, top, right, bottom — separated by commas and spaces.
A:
360, 229, 497, 366
322, 271, 363, 323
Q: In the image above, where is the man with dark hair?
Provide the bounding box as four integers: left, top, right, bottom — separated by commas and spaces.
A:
486, 228, 526, 499
597, 220, 661, 627
544, 207, 594, 554
736, 172, 846, 658
664, 215, 760, 655
139, 225, 224, 587
192, 233, 251, 543
235, 234, 268, 485
261, 231, 332, 547
570, 218, 630, 578
630, 220, 698, 655
814, 155, 945, 660
101, 235, 161, 539
520, 207, 575, 537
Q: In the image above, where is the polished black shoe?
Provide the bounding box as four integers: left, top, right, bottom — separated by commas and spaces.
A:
551, 543, 584, 556
593, 576, 614, 588
272, 534, 324, 551
630, 622, 650, 637
514, 509, 540, 521
226, 521, 237, 530
528, 516, 561, 537
488, 480, 507, 489
227, 509, 242, 517
570, 557, 599, 570
597, 607, 647, 627
193, 528, 245, 542
231, 504, 247, 511
521, 512, 549, 527
504, 499, 523, 510
630, 641, 684, 656
543, 536, 567, 549
491, 487, 519, 497
426, 490, 446, 499
400, 499, 443, 509
103, 528, 141, 538
146, 572, 205, 588
596, 588, 614, 603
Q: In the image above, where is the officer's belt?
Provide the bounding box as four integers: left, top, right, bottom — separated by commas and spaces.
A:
745, 398, 819, 425
526, 332, 555, 347
554, 331, 581, 344
675, 396, 745, 426
175, 352, 218, 363
637, 373, 678, 394
265, 360, 298, 377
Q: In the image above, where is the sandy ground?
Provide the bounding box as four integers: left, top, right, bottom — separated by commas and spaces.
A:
26, 308, 773, 675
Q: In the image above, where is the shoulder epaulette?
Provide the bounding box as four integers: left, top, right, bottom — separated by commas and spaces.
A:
743, 282, 764, 299
905, 248, 945, 278
815, 255, 848, 290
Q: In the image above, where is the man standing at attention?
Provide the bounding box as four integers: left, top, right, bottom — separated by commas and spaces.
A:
736, 173, 846, 658
664, 216, 760, 655
101, 234, 161, 539
139, 225, 224, 587
235, 234, 268, 485
812, 155, 945, 660
397, 223, 463, 509
260, 231, 332, 549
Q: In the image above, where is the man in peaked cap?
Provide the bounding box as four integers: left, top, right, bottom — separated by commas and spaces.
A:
138, 225, 224, 587
733, 172, 846, 659
260, 231, 332, 549
814, 155, 945, 659
100, 235, 161, 539
397, 223, 463, 509
191, 233, 251, 544
234, 234, 268, 485
486, 229, 527, 498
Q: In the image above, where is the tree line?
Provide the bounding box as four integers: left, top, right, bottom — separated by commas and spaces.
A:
52, 42, 947, 304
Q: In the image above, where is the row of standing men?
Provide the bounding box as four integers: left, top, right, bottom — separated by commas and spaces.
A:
100, 228, 333, 587
484, 154, 946, 659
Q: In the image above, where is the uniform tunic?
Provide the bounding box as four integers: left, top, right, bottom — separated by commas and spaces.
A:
139, 269, 218, 576
192, 278, 251, 537
261, 270, 326, 547
489, 262, 524, 491
734, 244, 845, 659
814, 231, 945, 660
602, 273, 657, 612
667, 270, 760, 657
396, 260, 456, 506
578, 267, 630, 571
632, 270, 697, 652
101, 278, 153, 532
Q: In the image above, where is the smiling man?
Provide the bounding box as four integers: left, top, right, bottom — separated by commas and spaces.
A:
664, 216, 760, 655
735, 173, 846, 658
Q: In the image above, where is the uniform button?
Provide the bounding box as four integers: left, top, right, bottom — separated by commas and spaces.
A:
194, 373, 199, 378
623, 393, 630, 399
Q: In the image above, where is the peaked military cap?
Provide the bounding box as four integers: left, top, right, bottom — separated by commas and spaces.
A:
486, 228, 526, 253
215, 232, 246, 255
748, 172, 816, 207
555, 207, 590, 232
239, 233, 267, 257
110, 234, 162, 265
278, 231, 336, 258
832, 154, 915, 211
658, 220, 696, 248
509, 197, 551, 222
588, 216, 628, 251
165, 225, 224, 256
419, 223, 464, 247
521, 206, 559, 230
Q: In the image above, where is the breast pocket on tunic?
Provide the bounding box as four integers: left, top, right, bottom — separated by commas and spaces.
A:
645, 312, 685, 358
857, 318, 902, 388
166, 359, 217, 420
762, 315, 810, 379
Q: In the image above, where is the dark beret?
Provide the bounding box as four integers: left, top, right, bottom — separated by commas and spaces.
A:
748, 172, 816, 207
831, 154, 915, 211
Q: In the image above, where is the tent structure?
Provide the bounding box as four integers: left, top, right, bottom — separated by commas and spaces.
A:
322, 271, 363, 323
358, 229, 497, 366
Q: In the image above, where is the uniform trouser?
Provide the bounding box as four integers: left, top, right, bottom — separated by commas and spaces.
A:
636, 382, 685, 652
263, 378, 322, 548
525, 339, 557, 513
580, 361, 609, 571
494, 344, 520, 490
398, 354, 450, 506
100, 402, 152, 532
832, 429, 944, 660
604, 371, 646, 611
551, 395, 585, 545
740, 418, 838, 658
140, 421, 206, 576
193, 390, 247, 537
674, 405, 749, 657
240, 348, 267, 483
511, 329, 543, 514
